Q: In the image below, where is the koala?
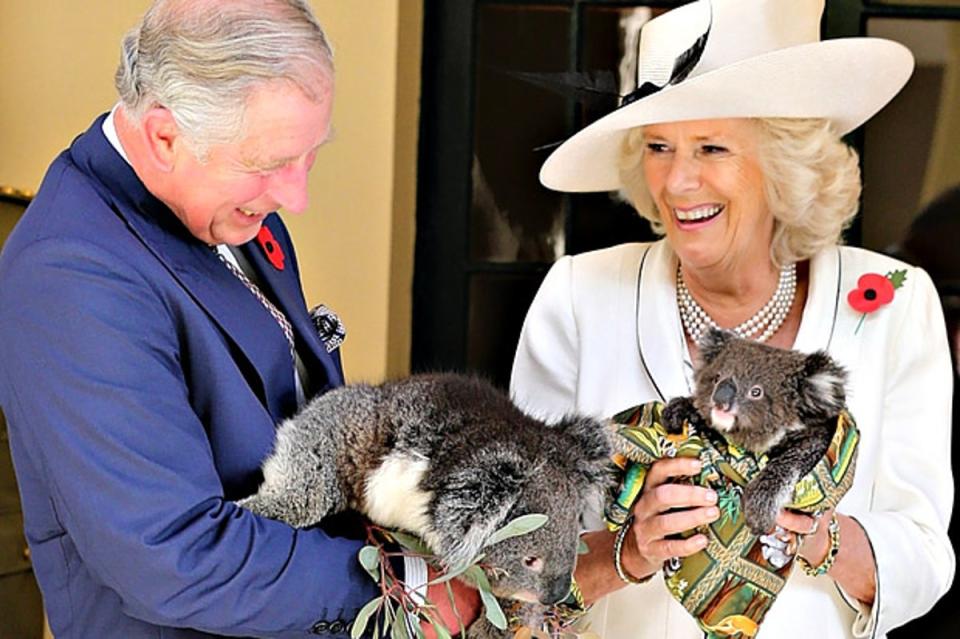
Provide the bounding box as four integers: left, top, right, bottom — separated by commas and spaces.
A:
662, 329, 847, 535
237, 373, 612, 636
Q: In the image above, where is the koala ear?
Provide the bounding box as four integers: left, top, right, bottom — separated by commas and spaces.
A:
429, 448, 529, 570
553, 415, 613, 487
798, 350, 847, 420
698, 328, 734, 364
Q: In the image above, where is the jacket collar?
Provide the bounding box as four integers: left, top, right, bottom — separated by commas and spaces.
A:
235, 230, 344, 396
68, 114, 341, 419
635, 241, 688, 401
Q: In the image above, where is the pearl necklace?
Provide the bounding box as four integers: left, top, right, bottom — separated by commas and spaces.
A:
677, 262, 797, 343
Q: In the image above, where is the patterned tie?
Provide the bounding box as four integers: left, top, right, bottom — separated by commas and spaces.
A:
215, 250, 296, 359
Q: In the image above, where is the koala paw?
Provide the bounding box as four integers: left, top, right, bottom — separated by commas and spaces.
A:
466, 615, 512, 639
236, 493, 305, 527
662, 397, 698, 434
742, 480, 785, 535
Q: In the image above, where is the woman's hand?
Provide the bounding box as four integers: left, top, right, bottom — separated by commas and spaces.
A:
619, 456, 721, 579
776, 507, 830, 564
776, 508, 877, 604
573, 456, 720, 604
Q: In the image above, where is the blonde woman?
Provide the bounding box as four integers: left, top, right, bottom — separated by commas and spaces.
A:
511, 0, 954, 637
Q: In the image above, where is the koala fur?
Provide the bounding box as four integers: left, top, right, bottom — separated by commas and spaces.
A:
237, 373, 612, 636
662, 329, 847, 535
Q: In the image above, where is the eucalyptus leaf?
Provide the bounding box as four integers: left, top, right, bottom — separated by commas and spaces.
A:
444, 581, 465, 638
391, 612, 410, 639
426, 556, 485, 586
461, 565, 493, 592
431, 619, 452, 639
358, 545, 381, 581
484, 513, 548, 548
389, 531, 435, 556
383, 598, 397, 625
479, 588, 507, 630
350, 596, 383, 639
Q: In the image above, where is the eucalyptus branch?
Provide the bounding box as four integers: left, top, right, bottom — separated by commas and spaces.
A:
351, 515, 594, 638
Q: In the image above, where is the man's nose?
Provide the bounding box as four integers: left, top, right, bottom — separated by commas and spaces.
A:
268, 160, 310, 214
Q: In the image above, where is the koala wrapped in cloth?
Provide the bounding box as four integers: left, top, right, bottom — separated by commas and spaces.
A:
238, 373, 613, 638
606, 332, 859, 639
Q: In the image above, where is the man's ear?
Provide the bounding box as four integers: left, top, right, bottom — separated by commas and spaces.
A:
140, 107, 182, 172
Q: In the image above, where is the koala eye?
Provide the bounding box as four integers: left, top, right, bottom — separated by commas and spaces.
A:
748, 385, 764, 399
522, 555, 544, 573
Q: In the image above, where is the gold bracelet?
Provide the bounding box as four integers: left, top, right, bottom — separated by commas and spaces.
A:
796, 513, 840, 577
613, 515, 654, 585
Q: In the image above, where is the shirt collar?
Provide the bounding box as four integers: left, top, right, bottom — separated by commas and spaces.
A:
101, 104, 131, 164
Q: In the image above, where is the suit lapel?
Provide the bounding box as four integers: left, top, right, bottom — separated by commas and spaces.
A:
69, 116, 299, 421
239, 228, 343, 395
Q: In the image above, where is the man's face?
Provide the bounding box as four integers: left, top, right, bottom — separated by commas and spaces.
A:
166, 79, 333, 246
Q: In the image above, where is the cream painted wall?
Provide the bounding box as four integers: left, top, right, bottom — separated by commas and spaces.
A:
0, 0, 420, 383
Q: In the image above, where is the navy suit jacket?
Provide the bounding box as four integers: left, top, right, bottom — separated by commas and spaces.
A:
0, 115, 379, 637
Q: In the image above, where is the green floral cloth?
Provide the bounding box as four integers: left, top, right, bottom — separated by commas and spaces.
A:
606, 402, 859, 638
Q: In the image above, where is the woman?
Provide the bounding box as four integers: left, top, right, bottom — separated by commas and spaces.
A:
510, 0, 954, 637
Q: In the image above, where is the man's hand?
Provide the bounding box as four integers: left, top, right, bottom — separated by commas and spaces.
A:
420, 565, 482, 638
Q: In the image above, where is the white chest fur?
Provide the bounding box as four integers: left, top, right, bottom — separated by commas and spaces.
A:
363, 453, 435, 539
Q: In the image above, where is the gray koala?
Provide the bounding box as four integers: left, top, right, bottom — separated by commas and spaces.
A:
237, 373, 611, 637
662, 329, 847, 535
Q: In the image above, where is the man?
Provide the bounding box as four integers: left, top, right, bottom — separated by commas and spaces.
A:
0, 1, 476, 636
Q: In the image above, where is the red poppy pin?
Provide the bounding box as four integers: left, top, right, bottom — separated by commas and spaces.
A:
257, 225, 285, 271
848, 270, 906, 333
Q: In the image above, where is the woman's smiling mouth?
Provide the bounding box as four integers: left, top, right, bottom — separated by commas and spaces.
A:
674, 204, 724, 227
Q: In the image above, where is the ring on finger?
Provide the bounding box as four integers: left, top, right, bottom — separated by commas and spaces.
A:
808, 511, 825, 536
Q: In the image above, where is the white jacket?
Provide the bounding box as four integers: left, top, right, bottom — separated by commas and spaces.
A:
510, 240, 954, 638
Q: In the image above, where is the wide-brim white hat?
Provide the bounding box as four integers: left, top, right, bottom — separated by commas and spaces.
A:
540, 0, 914, 193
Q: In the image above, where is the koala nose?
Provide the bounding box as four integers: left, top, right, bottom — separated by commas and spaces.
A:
713, 379, 737, 410
540, 574, 573, 605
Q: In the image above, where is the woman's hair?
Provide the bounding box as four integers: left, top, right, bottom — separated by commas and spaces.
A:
115, 0, 334, 156
618, 118, 862, 266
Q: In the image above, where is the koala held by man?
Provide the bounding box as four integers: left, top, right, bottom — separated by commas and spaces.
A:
662, 329, 848, 535
237, 373, 612, 636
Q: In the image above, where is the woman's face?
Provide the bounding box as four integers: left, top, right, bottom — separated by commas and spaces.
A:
641, 118, 773, 272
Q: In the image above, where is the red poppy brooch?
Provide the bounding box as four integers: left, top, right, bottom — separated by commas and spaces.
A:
848, 269, 906, 333
257, 225, 285, 271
